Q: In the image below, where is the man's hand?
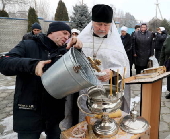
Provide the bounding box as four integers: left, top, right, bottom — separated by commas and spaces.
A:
97, 69, 112, 82
35, 60, 51, 76
134, 54, 137, 57
66, 37, 83, 49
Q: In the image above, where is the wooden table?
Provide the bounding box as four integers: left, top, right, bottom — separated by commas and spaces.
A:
61, 114, 150, 139
125, 72, 170, 139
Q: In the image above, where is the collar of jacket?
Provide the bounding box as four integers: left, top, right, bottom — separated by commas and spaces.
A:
121, 33, 130, 38
93, 32, 108, 38
33, 34, 59, 53
44, 36, 58, 52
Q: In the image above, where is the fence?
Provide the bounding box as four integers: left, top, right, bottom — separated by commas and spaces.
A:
0, 17, 69, 52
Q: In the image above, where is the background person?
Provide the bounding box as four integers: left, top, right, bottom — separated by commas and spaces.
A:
22, 22, 42, 40
120, 26, 133, 76
154, 27, 167, 62
159, 35, 170, 99
132, 23, 154, 74
71, 28, 80, 37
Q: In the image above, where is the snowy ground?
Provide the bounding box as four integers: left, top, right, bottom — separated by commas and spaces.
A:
0, 116, 46, 139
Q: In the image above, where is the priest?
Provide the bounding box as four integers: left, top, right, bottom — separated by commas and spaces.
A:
60, 4, 130, 130
77, 4, 130, 121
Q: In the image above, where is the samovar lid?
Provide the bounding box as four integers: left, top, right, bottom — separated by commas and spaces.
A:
120, 115, 150, 134
120, 102, 150, 134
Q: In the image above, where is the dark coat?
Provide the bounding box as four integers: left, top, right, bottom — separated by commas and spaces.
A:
22, 32, 45, 40
154, 31, 167, 50
0, 35, 67, 133
159, 35, 170, 66
132, 30, 154, 67
121, 33, 132, 66
159, 35, 170, 91
22, 31, 35, 40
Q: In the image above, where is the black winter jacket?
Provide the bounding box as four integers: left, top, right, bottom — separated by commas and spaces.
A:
22, 32, 45, 40
132, 30, 154, 67
0, 35, 67, 133
121, 33, 132, 65
154, 32, 167, 50
160, 35, 170, 66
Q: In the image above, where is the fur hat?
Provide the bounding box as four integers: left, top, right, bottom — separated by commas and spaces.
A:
92, 4, 113, 23
47, 22, 71, 35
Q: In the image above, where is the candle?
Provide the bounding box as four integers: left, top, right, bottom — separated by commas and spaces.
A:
110, 71, 113, 96
117, 69, 119, 93
122, 67, 126, 90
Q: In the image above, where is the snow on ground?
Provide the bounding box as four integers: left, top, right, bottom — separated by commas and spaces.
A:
165, 134, 170, 139
162, 85, 167, 93
0, 116, 46, 139
0, 86, 15, 90
0, 116, 17, 139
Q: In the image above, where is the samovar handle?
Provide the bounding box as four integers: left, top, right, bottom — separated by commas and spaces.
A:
77, 94, 94, 115
116, 80, 124, 99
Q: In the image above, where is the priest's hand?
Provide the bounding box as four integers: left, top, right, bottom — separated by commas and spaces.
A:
97, 69, 112, 82
66, 37, 83, 49
35, 60, 51, 76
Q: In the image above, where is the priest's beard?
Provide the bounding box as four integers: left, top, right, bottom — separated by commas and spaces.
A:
98, 34, 106, 38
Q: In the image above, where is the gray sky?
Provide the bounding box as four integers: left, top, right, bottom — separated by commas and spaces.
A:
49, 0, 169, 22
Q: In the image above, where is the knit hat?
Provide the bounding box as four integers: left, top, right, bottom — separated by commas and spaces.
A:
121, 26, 128, 32
32, 22, 41, 30
92, 4, 113, 23
47, 22, 71, 35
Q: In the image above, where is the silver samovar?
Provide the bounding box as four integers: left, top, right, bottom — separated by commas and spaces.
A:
77, 84, 123, 138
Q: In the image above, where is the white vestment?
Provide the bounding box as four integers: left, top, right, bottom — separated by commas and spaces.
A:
60, 21, 131, 130
78, 21, 130, 77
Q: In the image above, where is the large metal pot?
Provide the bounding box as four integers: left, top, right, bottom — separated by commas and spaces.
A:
41, 47, 98, 99
77, 84, 123, 115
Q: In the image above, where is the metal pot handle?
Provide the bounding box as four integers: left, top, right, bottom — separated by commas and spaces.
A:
77, 94, 94, 115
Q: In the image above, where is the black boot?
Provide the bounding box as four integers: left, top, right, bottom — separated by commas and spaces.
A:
165, 93, 170, 99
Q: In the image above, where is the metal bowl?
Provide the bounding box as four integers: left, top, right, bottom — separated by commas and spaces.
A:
86, 84, 122, 114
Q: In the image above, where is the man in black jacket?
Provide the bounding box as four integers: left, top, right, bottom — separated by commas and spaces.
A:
22, 22, 43, 40
132, 23, 154, 74
153, 27, 167, 62
120, 26, 133, 76
0, 21, 82, 139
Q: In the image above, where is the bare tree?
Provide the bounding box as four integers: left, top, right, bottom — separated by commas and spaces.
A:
114, 9, 124, 24
1, 0, 6, 10
148, 18, 162, 32
110, 4, 116, 19
36, 0, 50, 19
